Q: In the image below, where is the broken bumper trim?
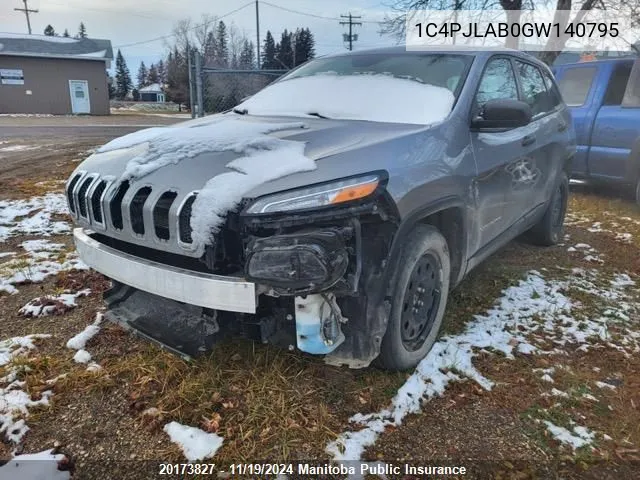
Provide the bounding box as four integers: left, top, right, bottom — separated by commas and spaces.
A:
73, 228, 257, 313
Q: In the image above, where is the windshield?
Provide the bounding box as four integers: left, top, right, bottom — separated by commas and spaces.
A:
237, 53, 472, 125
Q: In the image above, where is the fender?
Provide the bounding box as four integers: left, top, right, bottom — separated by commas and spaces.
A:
377, 194, 468, 304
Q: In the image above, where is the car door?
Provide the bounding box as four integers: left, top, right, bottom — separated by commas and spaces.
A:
469, 56, 525, 250
510, 59, 568, 219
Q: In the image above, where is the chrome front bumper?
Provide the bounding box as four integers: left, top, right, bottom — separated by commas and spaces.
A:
73, 228, 257, 313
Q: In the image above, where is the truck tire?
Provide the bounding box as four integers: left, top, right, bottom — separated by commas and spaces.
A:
378, 225, 450, 371
528, 174, 569, 246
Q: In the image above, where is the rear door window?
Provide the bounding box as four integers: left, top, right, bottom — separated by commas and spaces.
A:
557, 67, 597, 106
515, 61, 553, 116
603, 62, 633, 105
622, 60, 640, 107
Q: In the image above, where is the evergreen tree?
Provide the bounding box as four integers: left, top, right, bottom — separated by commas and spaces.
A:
238, 39, 255, 70
77, 22, 87, 39
261, 31, 277, 69
136, 61, 148, 89
166, 47, 189, 109
132, 88, 140, 101
214, 21, 229, 67
275, 29, 293, 69
114, 50, 133, 100
294, 28, 316, 67
157, 59, 167, 84
203, 31, 217, 66
63, 29, 70, 37
147, 64, 159, 85
107, 75, 116, 100
44, 25, 56, 36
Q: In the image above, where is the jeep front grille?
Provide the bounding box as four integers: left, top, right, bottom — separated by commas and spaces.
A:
66, 173, 203, 256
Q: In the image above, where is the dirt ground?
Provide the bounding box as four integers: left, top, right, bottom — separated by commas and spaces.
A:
1, 130, 640, 479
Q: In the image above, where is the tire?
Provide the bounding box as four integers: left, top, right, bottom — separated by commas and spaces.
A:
528, 174, 569, 246
635, 179, 640, 205
378, 225, 451, 371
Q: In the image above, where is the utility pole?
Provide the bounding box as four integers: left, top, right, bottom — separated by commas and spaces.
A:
14, 0, 39, 35
255, 1, 261, 69
187, 43, 195, 118
340, 13, 362, 51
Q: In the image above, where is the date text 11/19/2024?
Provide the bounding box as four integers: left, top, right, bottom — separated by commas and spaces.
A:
159, 463, 468, 476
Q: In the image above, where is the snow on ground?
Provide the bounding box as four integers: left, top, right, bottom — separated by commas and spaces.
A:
0, 335, 53, 444
0, 194, 87, 294
237, 73, 455, 125
163, 421, 224, 461
0, 193, 70, 241
0, 144, 41, 153
326, 270, 638, 462
19, 289, 91, 317
0, 449, 70, 480
66, 313, 103, 366
543, 421, 595, 450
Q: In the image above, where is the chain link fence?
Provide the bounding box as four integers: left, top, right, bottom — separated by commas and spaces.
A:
200, 70, 286, 114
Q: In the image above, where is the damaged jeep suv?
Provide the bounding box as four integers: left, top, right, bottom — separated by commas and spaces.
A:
68, 47, 575, 370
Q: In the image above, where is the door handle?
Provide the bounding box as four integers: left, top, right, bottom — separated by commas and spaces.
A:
521, 135, 536, 147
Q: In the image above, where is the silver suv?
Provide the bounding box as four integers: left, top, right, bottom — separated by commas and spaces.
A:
68, 47, 576, 370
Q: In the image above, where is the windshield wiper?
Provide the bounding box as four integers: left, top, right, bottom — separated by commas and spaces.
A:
307, 112, 330, 119
233, 108, 248, 115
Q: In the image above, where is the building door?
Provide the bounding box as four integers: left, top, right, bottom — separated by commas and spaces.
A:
69, 80, 90, 114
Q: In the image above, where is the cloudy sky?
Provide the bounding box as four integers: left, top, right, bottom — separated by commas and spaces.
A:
2, 0, 399, 71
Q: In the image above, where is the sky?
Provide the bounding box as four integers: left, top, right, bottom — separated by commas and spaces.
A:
1, 0, 399, 72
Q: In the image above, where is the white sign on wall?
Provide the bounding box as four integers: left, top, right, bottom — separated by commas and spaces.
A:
0, 69, 25, 85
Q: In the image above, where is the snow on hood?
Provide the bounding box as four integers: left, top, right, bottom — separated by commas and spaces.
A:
95, 116, 316, 244
237, 73, 455, 125
96, 116, 307, 180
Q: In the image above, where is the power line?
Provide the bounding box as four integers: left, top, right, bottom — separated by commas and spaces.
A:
14, 0, 38, 35
340, 13, 362, 51
113, 2, 254, 49
261, 1, 380, 24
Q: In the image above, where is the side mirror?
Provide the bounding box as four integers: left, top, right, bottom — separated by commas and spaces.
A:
471, 98, 532, 130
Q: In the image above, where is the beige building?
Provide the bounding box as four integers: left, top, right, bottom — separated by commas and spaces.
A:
0, 33, 113, 115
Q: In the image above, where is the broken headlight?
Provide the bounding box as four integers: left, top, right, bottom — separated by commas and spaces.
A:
244, 174, 380, 214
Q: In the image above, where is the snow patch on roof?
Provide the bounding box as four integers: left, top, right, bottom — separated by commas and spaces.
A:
238, 73, 455, 125
139, 83, 163, 92
75, 49, 107, 58
163, 421, 224, 461
0, 32, 80, 43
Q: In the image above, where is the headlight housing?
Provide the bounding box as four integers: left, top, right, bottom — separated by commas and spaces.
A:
244, 174, 381, 215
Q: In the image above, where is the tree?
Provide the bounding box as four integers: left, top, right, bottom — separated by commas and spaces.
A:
147, 64, 160, 85
77, 22, 87, 39
115, 50, 133, 100
382, 0, 636, 65
294, 28, 316, 66
44, 25, 56, 36
215, 21, 229, 67
166, 47, 190, 110
132, 88, 140, 101
63, 29, 70, 37
107, 75, 116, 100
261, 30, 278, 69
137, 61, 148, 89
275, 29, 294, 69
239, 39, 256, 69
157, 60, 167, 84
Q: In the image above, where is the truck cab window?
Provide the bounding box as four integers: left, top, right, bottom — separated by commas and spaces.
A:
558, 67, 597, 106
603, 62, 633, 105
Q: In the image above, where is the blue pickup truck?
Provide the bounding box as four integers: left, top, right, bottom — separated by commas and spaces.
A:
554, 58, 640, 201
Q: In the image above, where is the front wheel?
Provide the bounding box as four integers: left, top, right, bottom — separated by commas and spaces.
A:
528, 174, 569, 246
378, 225, 451, 371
